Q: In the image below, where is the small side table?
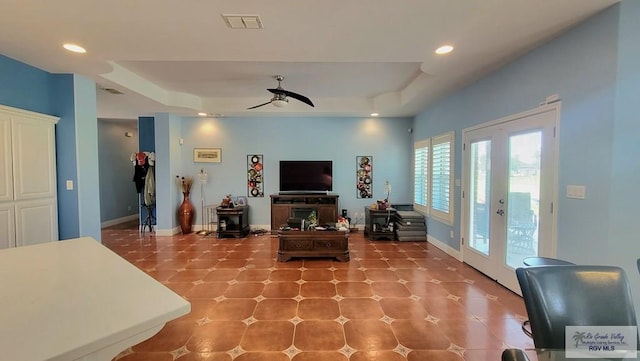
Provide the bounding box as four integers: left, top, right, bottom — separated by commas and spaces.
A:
364, 207, 397, 240
216, 205, 250, 238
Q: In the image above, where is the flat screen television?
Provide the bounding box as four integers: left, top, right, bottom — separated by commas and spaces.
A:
279, 160, 333, 193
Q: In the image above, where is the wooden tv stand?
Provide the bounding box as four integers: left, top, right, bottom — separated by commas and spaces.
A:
277, 230, 349, 262
270, 194, 339, 233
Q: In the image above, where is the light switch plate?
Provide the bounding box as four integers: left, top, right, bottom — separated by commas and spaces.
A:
566, 185, 585, 199
66, 180, 74, 190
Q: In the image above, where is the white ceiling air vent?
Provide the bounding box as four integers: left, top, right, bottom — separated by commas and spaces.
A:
101, 88, 124, 95
222, 14, 263, 29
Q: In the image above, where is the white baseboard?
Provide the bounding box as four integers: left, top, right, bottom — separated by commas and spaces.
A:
427, 234, 462, 261
154, 224, 292, 236
101, 214, 138, 228
250, 224, 271, 232
155, 227, 179, 236
157, 225, 213, 236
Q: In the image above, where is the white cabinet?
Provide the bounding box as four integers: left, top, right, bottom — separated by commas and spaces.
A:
12, 114, 57, 200
0, 115, 12, 202
0, 104, 59, 249
14, 199, 58, 247
0, 203, 14, 249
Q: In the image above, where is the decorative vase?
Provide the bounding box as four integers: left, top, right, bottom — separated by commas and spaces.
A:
177, 191, 194, 234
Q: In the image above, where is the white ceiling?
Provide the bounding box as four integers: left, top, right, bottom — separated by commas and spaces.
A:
0, 0, 619, 119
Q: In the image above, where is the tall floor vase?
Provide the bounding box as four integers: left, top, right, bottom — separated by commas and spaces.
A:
177, 191, 194, 234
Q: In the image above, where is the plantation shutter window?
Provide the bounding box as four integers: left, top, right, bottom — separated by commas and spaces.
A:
413, 139, 430, 213
430, 132, 454, 224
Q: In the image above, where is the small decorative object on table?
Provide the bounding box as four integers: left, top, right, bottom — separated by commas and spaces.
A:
375, 180, 392, 210
377, 200, 388, 210
221, 194, 234, 208
176, 175, 194, 234
307, 210, 317, 229
336, 216, 350, 231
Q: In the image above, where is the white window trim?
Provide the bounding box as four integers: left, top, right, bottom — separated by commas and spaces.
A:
413, 132, 455, 226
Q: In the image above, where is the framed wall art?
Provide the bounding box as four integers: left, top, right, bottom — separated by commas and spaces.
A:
356, 156, 373, 198
247, 154, 264, 197
193, 148, 222, 163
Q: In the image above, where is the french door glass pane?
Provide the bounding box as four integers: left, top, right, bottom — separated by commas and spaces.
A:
469, 140, 491, 255
505, 131, 542, 268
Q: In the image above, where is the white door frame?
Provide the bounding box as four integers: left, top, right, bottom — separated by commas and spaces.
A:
460, 103, 561, 293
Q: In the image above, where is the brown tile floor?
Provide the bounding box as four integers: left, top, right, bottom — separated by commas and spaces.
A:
103, 222, 532, 361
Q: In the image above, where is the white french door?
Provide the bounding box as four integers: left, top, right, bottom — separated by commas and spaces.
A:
462, 105, 559, 294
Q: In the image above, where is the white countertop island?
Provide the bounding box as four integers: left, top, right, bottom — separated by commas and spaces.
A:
0, 237, 191, 361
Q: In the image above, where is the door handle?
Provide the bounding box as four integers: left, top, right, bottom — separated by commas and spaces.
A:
496, 209, 505, 216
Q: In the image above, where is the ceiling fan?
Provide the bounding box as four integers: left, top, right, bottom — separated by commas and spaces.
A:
247, 75, 315, 110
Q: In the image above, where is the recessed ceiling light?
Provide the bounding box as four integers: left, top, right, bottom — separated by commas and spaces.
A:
371, 113, 379, 117
198, 112, 207, 116
435, 45, 454, 55
63, 43, 86, 54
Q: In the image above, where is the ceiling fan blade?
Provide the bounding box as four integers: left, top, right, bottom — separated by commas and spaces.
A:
268, 88, 314, 107
247, 100, 272, 110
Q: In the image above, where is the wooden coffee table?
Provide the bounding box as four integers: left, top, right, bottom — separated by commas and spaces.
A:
277, 230, 349, 262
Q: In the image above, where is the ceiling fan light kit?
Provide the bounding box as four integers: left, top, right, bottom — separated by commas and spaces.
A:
272, 99, 288, 107
248, 75, 314, 110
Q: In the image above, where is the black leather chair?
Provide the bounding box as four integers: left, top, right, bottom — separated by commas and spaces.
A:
522, 256, 574, 267
520, 257, 575, 338
516, 265, 638, 350
501, 349, 530, 361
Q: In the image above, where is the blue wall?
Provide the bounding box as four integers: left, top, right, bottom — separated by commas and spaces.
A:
139, 116, 155, 150
0, 55, 51, 114
50, 74, 102, 241
72, 76, 101, 239
50, 74, 81, 239
412, 2, 640, 317
153, 113, 184, 233
413, 4, 619, 253
610, 0, 640, 320
166, 115, 413, 232
97, 120, 139, 222
0, 56, 101, 241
